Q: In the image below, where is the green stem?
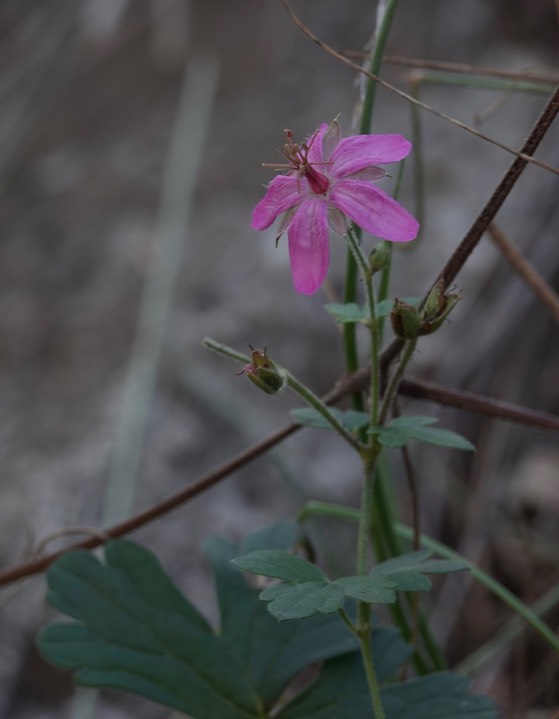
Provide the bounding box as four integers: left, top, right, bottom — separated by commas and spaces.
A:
345, 228, 380, 429
299, 499, 446, 674
203, 337, 361, 450
285, 372, 362, 451
393, 523, 559, 658
356, 458, 385, 716
304, 502, 559, 667
342, 0, 401, 407
359, 0, 402, 133
358, 631, 387, 719
338, 607, 359, 634
203, 337, 251, 364
356, 459, 378, 576
456, 581, 559, 675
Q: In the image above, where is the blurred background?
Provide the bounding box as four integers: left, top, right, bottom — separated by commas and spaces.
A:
0, 0, 558, 717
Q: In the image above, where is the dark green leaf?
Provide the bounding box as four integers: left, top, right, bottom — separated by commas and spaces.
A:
403, 425, 475, 450
411, 559, 468, 574
375, 426, 410, 448
334, 576, 397, 604
373, 550, 468, 584
290, 407, 345, 430
376, 299, 393, 317
374, 549, 432, 572
260, 581, 345, 620
387, 571, 432, 592
374, 416, 475, 451
390, 416, 438, 429
324, 303, 369, 323
205, 537, 357, 707
39, 539, 358, 719
277, 650, 496, 719
342, 410, 370, 430
239, 521, 300, 554
382, 672, 497, 718
232, 549, 325, 582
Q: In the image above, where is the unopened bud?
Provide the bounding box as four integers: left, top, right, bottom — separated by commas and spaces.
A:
240, 346, 285, 395
391, 299, 422, 340
369, 241, 390, 273
420, 283, 461, 335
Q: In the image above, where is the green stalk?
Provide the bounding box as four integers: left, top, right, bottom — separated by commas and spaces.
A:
299, 499, 445, 674
202, 337, 251, 364
356, 459, 379, 577
393, 523, 559, 658
358, 631, 387, 719
204, 337, 361, 450
345, 227, 380, 428
342, 0, 401, 407
456, 581, 559, 674
285, 372, 362, 451
303, 503, 559, 662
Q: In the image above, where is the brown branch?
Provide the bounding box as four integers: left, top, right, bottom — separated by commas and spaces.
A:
0, 372, 364, 588
282, 0, 559, 177
0, 422, 299, 587
488, 223, 559, 326
0, 371, 557, 588
434, 86, 559, 292
399, 378, 559, 432
381, 81, 559, 371
352, 53, 559, 86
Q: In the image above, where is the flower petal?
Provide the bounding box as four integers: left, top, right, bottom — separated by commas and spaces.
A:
306, 123, 329, 165
330, 134, 412, 178
328, 206, 347, 236
330, 179, 419, 242
287, 197, 330, 294
251, 175, 301, 230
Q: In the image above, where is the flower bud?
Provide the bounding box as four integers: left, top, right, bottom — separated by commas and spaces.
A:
369, 241, 390, 273
391, 299, 422, 340
240, 346, 285, 395
419, 283, 461, 335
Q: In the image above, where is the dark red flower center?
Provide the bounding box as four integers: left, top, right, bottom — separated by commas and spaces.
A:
262, 129, 331, 196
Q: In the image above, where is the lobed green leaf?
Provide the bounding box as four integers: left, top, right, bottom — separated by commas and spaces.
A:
260, 581, 345, 620
372, 416, 475, 451
324, 302, 369, 323
38, 538, 358, 718
233, 549, 325, 582
334, 575, 397, 604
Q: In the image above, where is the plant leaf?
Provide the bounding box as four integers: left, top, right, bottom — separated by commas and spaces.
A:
38, 539, 359, 719
373, 550, 469, 588
386, 571, 432, 592
376, 298, 393, 317
373, 416, 475, 451
324, 302, 369, 323
239, 520, 300, 554
233, 549, 325, 582
334, 575, 397, 604
382, 672, 497, 718
277, 651, 496, 719
260, 581, 345, 620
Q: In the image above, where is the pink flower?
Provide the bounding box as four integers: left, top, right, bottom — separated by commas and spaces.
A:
251, 121, 419, 295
